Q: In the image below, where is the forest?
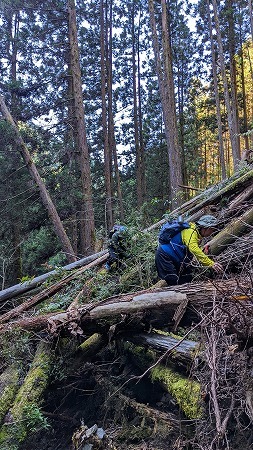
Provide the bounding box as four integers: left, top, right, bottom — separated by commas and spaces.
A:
0, 0, 252, 449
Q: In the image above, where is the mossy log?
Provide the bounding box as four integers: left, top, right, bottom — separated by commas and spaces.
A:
125, 332, 199, 369
0, 341, 52, 450
96, 375, 180, 426
78, 333, 106, 358
184, 170, 253, 220
209, 205, 253, 255
228, 183, 253, 211
0, 365, 22, 425
126, 343, 203, 419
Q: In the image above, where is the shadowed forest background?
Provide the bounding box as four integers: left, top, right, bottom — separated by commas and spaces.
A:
0, 0, 252, 287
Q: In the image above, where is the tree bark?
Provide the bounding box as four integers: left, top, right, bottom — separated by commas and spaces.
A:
1, 278, 249, 334
68, 0, 95, 255
125, 332, 199, 368
132, 2, 145, 207
210, 0, 240, 169
0, 342, 52, 450
145, 168, 253, 232
148, 0, 183, 208
126, 342, 202, 419
100, 0, 114, 231
0, 364, 22, 425
107, 0, 124, 223
207, 1, 226, 179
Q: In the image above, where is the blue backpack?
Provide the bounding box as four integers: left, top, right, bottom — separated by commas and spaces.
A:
158, 219, 190, 245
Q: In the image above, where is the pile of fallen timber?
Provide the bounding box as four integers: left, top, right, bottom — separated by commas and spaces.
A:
0, 168, 253, 450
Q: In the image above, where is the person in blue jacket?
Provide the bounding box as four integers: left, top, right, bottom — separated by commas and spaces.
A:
155, 215, 223, 285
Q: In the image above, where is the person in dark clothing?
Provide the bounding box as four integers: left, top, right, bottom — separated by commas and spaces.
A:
105, 224, 128, 271
155, 215, 223, 286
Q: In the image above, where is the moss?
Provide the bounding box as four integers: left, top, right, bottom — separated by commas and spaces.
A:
79, 333, 104, 356
0, 364, 22, 425
151, 365, 202, 419
0, 341, 52, 448
126, 343, 203, 419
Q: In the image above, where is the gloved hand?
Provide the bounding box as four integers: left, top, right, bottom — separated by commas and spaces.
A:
212, 262, 223, 273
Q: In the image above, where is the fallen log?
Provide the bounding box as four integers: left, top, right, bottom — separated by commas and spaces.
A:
209, 205, 253, 255
145, 169, 253, 232
217, 230, 253, 270
228, 183, 253, 211
0, 364, 22, 425
78, 333, 106, 358
96, 375, 181, 426
0, 253, 108, 324
125, 332, 199, 369
0, 279, 250, 334
46, 290, 187, 335
0, 250, 108, 303
126, 342, 203, 419
0, 341, 52, 450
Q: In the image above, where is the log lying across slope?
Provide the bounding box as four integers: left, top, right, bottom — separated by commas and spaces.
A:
145, 168, 253, 231
0, 250, 108, 303
0, 278, 250, 335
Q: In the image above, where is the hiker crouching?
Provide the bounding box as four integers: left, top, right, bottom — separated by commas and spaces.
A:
105, 224, 129, 271
155, 215, 223, 286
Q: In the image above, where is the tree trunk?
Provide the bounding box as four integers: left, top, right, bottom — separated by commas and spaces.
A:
0, 364, 22, 425
207, 1, 226, 179
67, 0, 95, 255
239, 25, 250, 151
0, 252, 108, 323
145, 168, 253, 232
161, 0, 183, 205
107, 0, 124, 223
148, 0, 183, 208
0, 278, 250, 334
249, 0, 253, 42
210, 0, 240, 169
126, 342, 202, 419
100, 0, 114, 231
0, 95, 77, 264
126, 332, 199, 368
137, 7, 146, 203
132, 2, 144, 207
227, 0, 240, 155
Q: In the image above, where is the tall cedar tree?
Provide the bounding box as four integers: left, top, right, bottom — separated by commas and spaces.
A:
67, 0, 95, 255
148, 0, 183, 209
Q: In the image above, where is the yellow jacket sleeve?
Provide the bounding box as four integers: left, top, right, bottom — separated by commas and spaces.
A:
181, 224, 214, 267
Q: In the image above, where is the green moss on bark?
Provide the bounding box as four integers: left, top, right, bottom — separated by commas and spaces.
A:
0, 364, 22, 425
0, 341, 52, 449
126, 343, 203, 419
